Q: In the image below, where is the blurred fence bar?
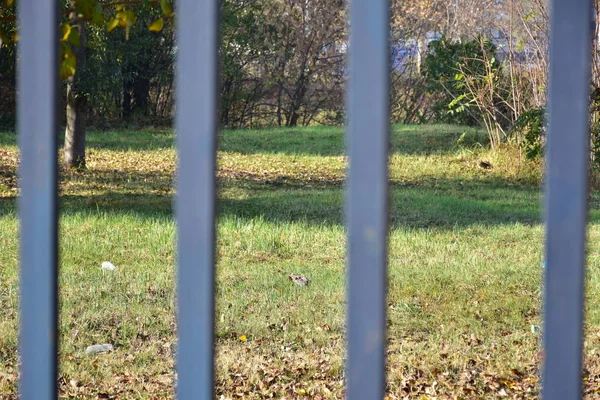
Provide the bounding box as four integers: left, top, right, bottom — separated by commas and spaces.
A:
346, 0, 390, 398
14, 0, 598, 398
175, 0, 220, 399
17, 1, 60, 399
543, 0, 592, 399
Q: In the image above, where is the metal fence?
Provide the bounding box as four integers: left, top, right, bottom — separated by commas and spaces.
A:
16, 0, 592, 398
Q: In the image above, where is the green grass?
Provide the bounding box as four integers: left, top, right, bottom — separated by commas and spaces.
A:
1, 125, 599, 398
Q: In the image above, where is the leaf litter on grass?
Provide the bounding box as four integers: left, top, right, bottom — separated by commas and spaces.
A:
2, 127, 599, 398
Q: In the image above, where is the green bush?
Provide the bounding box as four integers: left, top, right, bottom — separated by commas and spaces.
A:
509, 107, 600, 170
422, 36, 500, 126
509, 108, 545, 160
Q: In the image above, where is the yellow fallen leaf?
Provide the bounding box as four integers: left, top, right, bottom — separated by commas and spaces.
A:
148, 18, 165, 32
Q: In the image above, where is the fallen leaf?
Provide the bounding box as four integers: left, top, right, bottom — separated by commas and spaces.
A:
289, 273, 309, 287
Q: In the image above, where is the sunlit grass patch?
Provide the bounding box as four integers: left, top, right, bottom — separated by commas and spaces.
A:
0, 125, 596, 398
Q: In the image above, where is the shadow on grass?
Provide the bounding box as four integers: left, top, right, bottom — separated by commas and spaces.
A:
0, 125, 552, 230
1, 176, 557, 230
218, 184, 547, 229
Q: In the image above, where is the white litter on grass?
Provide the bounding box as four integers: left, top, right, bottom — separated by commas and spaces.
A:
531, 325, 540, 334
289, 273, 309, 287
85, 344, 113, 355
101, 261, 117, 271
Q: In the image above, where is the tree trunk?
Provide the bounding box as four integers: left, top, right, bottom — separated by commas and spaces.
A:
132, 76, 150, 115
63, 16, 88, 169
64, 86, 88, 169
122, 80, 132, 120
277, 85, 283, 126
122, 76, 151, 119
220, 79, 233, 127
287, 77, 307, 127
288, 110, 300, 127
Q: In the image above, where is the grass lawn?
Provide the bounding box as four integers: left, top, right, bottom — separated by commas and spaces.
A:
1, 124, 600, 398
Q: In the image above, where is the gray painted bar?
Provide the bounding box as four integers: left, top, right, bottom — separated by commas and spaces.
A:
543, 0, 592, 399
12, 0, 597, 398
346, 0, 390, 398
17, 1, 60, 399
175, 0, 220, 399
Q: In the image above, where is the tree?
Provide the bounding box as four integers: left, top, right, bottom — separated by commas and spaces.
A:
63, 1, 88, 168
0, 0, 175, 168
217, 0, 347, 128
0, 3, 16, 129
233, 0, 346, 128
219, 0, 269, 128
115, 11, 174, 121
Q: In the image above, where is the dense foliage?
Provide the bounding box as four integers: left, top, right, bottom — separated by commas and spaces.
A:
423, 36, 500, 126
4, 0, 600, 165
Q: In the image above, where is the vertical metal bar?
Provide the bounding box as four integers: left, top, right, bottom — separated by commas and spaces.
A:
17, 1, 59, 399
175, 0, 219, 398
346, 0, 390, 398
543, 0, 592, 399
